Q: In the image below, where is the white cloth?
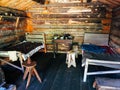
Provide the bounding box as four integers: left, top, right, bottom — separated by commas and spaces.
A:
0, 51, 9, 57
22, 44, 44, 61
8, 51, 18, 61
0, 44, 44, 61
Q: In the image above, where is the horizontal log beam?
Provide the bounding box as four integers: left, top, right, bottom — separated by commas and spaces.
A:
33, 24, 102, 29
0, 6, 27, 17
33, 13, 106, 18
31, 2, 106, 8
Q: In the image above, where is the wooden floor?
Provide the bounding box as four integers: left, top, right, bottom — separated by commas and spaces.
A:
2, 52, 120, 90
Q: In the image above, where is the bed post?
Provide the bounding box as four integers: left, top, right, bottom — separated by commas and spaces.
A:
43, 33, 47, 53
83, 59, 89, 82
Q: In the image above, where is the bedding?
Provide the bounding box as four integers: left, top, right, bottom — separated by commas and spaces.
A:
82, 51, 120, 61
82, 44, 120, 68
4, 41, 43, 54
0, 41, 44, 71
81, 33, 120, 82
81, 44, 106, 53
4, 41, 44, 60
81, 44, 114, 54
82, 51, 120, 69
81, 44, 115, 60
82, 47, 120, 82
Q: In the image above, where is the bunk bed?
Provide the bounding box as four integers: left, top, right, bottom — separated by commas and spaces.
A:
0, 32, 46, 72
81, 33, 120, 82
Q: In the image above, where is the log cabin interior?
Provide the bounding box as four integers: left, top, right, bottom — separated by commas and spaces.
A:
0, 0, 120, 90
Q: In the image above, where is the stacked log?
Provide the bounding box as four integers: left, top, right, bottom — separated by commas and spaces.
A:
27, 2, 112, 52
109, 7, 120, 54
0, 7, 26, 49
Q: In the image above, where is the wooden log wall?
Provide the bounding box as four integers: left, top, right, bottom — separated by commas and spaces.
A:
0, 7, 27, 49
26, 2, 112, 52
109, 7, 120, 54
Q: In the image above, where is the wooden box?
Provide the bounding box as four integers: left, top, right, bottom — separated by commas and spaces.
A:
54, 39, 73, 52
93, 77, 120, 90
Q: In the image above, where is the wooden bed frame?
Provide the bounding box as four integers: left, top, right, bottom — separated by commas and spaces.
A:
0, 32, 47, 72
82, 33, 120, 82
25, 32, 47, 53
83, 33, 109, 46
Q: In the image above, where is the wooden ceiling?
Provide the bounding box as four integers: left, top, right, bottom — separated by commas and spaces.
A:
0, 0, 38, 10
98, 0, 120, 9
0, 0, 120, 11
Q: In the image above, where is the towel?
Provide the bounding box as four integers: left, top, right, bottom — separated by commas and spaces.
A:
8, 51, 18, 61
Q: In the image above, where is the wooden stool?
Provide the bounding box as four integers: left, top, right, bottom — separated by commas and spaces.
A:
72, 44, 79, 58
66, 51, 76, 68
22, 58, 42, 88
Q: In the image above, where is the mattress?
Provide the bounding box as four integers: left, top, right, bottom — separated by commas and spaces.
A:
0, 41, 44, 61
81, 44, 120, 69
4, 41, 43, 54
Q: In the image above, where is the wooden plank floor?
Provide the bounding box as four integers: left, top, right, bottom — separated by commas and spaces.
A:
15, 53, 95, 90
2, 52, 120, 90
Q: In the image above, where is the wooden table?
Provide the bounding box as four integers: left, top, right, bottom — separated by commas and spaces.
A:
53, 39, 73, 58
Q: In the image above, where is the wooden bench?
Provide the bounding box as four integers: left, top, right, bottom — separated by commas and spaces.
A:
93, 77, 120, 90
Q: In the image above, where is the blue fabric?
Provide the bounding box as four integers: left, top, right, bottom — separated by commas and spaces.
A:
81, 44, 106, 54
0, 87, 6, 90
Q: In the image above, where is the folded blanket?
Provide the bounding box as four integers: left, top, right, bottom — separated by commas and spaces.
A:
8, 51, 18, 61
81, 44, 106, 54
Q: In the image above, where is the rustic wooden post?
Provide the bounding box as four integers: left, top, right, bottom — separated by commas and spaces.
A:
0, 16, 2, 20
15, 17, 20, 28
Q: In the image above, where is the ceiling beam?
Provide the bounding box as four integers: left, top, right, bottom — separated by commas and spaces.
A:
98, 0, 117, 8
15, 0, 31, 9
114, 0, 120, 3
106, 0, 120, 6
